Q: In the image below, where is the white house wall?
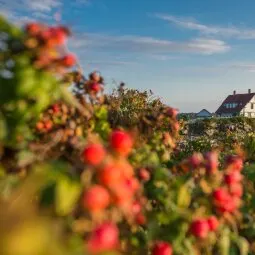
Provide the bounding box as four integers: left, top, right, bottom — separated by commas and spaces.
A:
242, 95, 255, 118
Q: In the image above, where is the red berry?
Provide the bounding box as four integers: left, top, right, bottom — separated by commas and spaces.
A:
83, 185, 110, 212
167, 107, 178, 118
172, 122, 180, 132
82, 144, 106, 166
139, 168, 150, 182
224, 171, 242, 185
217, 198, 239, 213
51, 104, 60, 114
189, 153, 203, 168
229, 183, 243, 197
50, 27, 67, 45
207, 216, 219, 232
26, 23, 41, 35
61, 54, 76, 67
40, 29, 52, 41
132, 201, 142, 215
110, 130, 133, 156
213, 188, 229, 203
204, 151, 219, 174
152, 241, 173, 255
90, 83, 101, 93
44, 120, 53, 131
213, 188, 239, 213
87, 222, 119, 254
226, 156, 243, 172
135, 213, 146, 225
190, 219, 209, 238
125, 177, 140, 192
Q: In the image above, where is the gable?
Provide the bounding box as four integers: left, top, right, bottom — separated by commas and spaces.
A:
196, 109, 212, 117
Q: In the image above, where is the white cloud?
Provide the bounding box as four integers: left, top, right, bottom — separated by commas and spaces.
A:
155, 14, 255, 39
70, 33, 230, 55
229, 63, 255, 72
0, 0, 61, 23
29, 0, 61, 12
0, 0, 61, 12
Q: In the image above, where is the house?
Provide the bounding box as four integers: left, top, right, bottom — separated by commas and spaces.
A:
196, 109, 213, 118
216, 89, 255, 117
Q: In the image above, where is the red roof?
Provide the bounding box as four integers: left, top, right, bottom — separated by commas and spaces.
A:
216, 93, 255, 114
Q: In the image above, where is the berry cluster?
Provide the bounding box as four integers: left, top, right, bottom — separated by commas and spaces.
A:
35, 101, 85, 144
166, 107, 179, 135
85, 71, 104, 95
25, 23, 76, 70
190, 215, 219, 239
36, 119, 53, 133
184, 153, 243, 240
82, 130, 147, 253
213, 156, 243, 214
187, 151, 219, 174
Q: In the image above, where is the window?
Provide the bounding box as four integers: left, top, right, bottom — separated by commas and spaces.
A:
251, 103, 254, 109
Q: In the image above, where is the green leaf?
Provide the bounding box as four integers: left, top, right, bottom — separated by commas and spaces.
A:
236, 237, 249, 255
55, 177, 82, 216
0, 166, 5, 178
219, 228, 230, 255
177, 184, 191, 208
95, 106, 108, 120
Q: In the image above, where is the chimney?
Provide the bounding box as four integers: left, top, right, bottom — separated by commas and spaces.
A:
233, 90, 236, 95
248, 89, 251, 94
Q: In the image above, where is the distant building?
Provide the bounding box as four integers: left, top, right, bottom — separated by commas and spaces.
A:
216, 89, 255, 118
177, 113, 196, 120
196, 109, 213, 118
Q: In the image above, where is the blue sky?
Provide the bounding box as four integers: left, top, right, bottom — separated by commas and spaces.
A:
1, 0, 255, 112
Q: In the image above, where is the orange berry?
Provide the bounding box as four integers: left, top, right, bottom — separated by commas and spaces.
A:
83, 185, 110, 212
44, 120, 53, 131
25, 23, 42, 35
36, 121, 44, 131
98, 164, 124, 187
61, 54, 76, 67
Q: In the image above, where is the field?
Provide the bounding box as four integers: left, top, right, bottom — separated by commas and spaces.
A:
1, 18, 255, 255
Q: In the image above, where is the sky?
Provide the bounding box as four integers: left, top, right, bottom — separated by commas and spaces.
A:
1, 0, 255, 112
